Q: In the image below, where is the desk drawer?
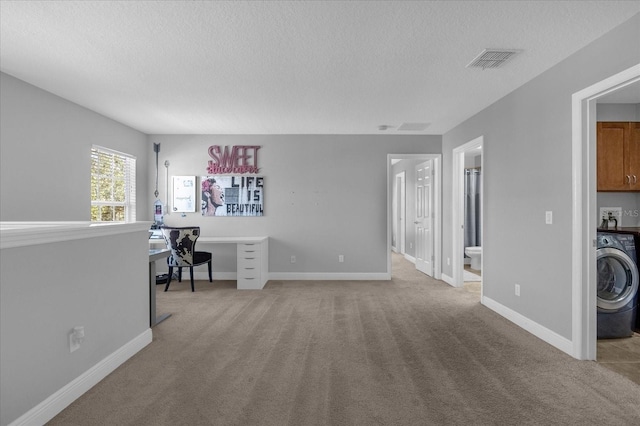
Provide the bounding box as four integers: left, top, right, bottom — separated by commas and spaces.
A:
238, 243, 261, 256
238, 265, 261, 289
238, 256, 261, 269
238, 267, 261, 280
237, 240, 267, 290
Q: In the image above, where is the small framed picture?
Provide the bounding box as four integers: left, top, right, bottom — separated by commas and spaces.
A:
172, 176, 196, 212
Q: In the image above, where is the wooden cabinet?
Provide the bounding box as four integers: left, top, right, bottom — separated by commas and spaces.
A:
597, 122, 640, 191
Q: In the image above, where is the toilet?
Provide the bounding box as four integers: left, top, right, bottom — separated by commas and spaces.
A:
465, 246, 482, 271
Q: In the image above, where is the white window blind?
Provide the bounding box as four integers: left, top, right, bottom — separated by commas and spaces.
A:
91, 146, 136, 222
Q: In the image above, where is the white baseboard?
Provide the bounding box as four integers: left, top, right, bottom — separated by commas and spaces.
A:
268, 272, 391, 281
481, 296, 573, 357
441, 273, 454, 286
191, 272, 393, 281
191, 271, 236, 280
403, 254, 416, 263
9, 329, 153, 426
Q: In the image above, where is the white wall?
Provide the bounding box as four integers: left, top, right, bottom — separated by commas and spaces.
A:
149, 135, 441, 277
441, 14, 640, 340
0, 73, 150, 222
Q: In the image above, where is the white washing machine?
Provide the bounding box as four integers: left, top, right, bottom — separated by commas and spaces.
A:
596, 232, 639, 339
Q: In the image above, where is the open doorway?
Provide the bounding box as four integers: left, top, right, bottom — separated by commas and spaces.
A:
388, 154, 442, 280
572, 64, 640, 360
452, 137, 483, 290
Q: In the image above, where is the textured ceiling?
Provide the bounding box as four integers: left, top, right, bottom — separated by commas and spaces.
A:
1, 1, 639, 135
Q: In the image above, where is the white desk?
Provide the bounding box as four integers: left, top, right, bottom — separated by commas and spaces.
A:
150, 235, 269, 290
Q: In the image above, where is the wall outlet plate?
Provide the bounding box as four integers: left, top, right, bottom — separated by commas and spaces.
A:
599, 207, 622, 228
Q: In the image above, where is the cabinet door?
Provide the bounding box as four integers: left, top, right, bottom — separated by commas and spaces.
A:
630, 122, 640, 191
597, 122, 629, 191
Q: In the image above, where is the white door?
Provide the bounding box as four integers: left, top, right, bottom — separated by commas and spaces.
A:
415, 160, 433, 276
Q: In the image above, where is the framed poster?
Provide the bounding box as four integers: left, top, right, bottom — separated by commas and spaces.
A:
201, 176, 264, 217
172, 176, 196, 212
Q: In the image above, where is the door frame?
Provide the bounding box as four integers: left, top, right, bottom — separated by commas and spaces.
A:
452, 136, 483, 288
393, 171, 406, 254
571, 63, 640, 360
387, 154, 442, 280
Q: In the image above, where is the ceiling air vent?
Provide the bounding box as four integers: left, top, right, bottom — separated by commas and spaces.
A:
466, 49, 521, 69
397, 122, 430, 131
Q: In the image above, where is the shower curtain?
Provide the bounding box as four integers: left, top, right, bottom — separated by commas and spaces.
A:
464, 168, 482, 249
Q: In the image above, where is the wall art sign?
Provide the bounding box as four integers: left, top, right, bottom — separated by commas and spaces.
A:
201, 176, 264, 217
172, 176, 196, 212
207, 145, 261, 174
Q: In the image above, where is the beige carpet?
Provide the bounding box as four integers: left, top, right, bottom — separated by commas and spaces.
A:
49, 254, 640, 425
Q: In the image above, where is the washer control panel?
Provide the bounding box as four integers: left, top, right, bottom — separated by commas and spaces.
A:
597, 233, 637, 261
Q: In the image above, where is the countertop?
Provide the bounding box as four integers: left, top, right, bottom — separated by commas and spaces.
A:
597, 227, 640, 237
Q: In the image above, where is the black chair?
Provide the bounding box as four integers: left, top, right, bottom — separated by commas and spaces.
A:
159, 226, 212, 292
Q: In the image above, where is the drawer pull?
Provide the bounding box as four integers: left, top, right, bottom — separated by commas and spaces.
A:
245, 257, 255, 260
245, 267, 255, 270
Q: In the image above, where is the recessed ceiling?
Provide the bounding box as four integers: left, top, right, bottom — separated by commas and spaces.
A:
1, 1, 638, 135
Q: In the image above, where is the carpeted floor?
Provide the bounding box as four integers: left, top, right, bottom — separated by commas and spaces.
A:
48, 254, 640, 425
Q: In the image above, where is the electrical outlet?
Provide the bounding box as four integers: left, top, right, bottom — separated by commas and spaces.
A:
338, 255, 344, 263
545, 211, 553, 225
290, 255, 296, 263
447, 258, 450, 266
515, 284, 520, 297
410, 243, 413, 249
69, 326, 85, 353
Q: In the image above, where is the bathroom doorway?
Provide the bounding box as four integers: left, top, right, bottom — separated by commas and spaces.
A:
452, 136, 483, 289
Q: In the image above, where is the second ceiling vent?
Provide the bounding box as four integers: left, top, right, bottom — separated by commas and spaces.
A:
466, 49, 521, 69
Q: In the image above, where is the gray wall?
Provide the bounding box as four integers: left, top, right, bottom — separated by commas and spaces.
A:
0, 228, 150, 426
596, 103, 640, 121
441, 14, 640, 339
0, 74, 154, 424
149, 135, 441, 275
0, 73, 150, 222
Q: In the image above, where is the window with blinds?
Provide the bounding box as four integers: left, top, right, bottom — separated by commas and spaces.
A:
90, 146, 136, 222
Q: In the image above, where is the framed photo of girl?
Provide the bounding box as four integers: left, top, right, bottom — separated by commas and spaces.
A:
201, 176, 264, 217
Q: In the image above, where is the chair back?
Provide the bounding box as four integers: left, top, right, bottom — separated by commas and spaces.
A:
160, 226, 201, 267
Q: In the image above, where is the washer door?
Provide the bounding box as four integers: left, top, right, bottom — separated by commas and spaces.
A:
596, 247, 639, 310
